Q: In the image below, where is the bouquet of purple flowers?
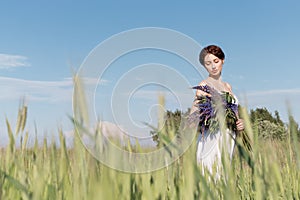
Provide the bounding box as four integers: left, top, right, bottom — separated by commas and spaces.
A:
188, 85, 252, 151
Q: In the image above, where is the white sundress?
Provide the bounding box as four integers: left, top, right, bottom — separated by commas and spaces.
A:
195, 93, 238, 175
196, 128, 236, 175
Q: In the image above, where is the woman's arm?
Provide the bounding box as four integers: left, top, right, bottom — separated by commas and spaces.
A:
190, 80, 211, 114
224, 82, 245, 131
236, 119, 245, 131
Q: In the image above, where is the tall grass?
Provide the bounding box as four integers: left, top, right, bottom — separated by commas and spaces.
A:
0, 80, 300, 199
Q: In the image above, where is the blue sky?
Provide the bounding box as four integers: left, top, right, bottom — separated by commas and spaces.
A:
0, 1, 300, 145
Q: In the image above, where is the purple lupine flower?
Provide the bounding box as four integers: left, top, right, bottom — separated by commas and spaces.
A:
189, 85, 239, 135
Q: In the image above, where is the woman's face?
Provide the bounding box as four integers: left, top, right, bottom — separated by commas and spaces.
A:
204, 53, 224, 77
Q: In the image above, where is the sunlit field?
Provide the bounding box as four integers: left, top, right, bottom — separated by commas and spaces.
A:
1, 78, 299, 199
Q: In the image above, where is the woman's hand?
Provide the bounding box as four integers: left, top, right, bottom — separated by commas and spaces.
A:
196, 89, 212, 98
236, 118, 244, 131
194, 88, 211, 101
193, 87, 212, 106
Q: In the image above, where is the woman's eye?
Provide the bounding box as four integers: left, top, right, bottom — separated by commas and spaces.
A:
214, 59, 219, 63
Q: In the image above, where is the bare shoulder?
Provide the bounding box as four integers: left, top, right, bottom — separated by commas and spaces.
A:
198, 80, 207, 86
224, 82, 233, 92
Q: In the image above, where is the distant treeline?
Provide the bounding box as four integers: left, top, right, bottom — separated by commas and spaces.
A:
151, 107, 300, 146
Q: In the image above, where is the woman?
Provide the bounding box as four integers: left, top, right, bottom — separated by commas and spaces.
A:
190, 45, 244, 174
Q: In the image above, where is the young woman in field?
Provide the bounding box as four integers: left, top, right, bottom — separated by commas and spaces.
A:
189, 45, 245, 175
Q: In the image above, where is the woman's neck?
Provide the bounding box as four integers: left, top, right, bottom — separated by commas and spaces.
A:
207, 75, 222, 82
206, 76, 225, 91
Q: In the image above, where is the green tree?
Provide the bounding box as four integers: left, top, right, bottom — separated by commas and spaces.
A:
250, 107, 283, 124
275, 110, 284, 126
150, 109, 189, 147
250, 107, 287, 140
288, 115, 300, 141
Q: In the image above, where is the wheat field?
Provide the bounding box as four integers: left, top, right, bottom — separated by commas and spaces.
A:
0, 78, 299, 199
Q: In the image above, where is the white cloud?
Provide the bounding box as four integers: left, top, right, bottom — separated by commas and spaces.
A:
239, 88, 300, 108
120, 89, 193, 104
0, 76, 73, 102
246, 88, 300, 96
0, 76, 111, 103
65, 77, 110, 86
0, 54, 30, 69
238, 88, 300, 123
82, 77, 110, 85
61, 121, 128, 144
